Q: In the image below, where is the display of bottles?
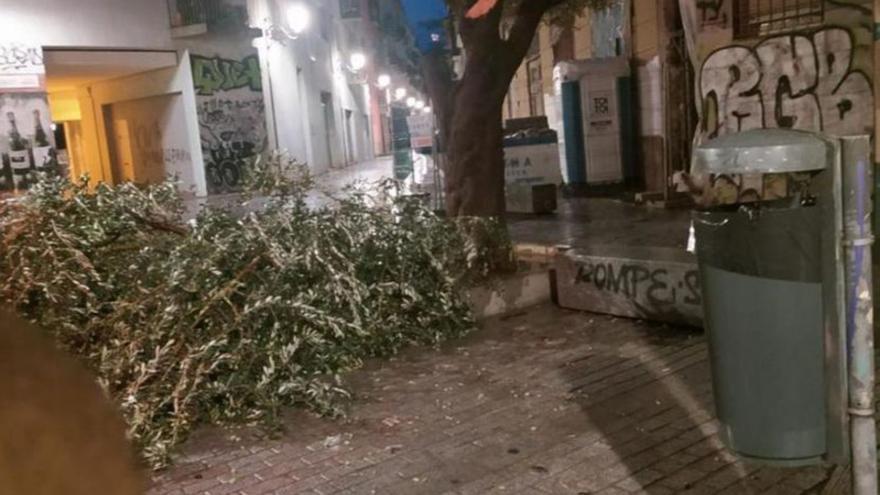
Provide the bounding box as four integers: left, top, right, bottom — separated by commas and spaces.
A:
33, 109, 50, 148
7, 112, 26, 152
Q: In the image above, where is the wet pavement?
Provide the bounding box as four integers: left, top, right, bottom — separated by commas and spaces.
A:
313, 156, 693, 251
507, 198, 690, 251
147, 304, 834, 495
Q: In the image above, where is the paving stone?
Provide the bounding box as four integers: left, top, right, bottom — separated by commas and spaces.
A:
148, 305, 836, 495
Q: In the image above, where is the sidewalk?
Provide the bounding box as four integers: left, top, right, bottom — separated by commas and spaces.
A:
312, 155, 692, 251
148, 304, 832, 495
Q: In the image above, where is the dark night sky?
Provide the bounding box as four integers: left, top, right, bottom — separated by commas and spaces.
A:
400, 0, 448, 52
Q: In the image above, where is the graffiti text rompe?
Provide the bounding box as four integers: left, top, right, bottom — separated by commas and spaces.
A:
192, 54, 262, 96
574, 261, 702, 308
700, 27, 873, 138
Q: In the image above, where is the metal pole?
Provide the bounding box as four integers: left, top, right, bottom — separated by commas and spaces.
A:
841, 136, 877, 495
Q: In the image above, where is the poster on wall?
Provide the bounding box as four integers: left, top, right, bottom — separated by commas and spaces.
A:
406, 113, 434, 150
190, 49, 267, 194
0, 95, 57, 192
0, 44, 57, 194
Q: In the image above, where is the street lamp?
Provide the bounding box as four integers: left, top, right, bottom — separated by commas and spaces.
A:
394, 87, 407, 101
287, 3, 311, 35
415, 100, 425, 110
377, 74, 391, 88
422, 106, 432, 114
349, 52, 367, 71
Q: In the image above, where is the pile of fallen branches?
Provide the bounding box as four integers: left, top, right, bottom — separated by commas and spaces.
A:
0, 157, 511, 469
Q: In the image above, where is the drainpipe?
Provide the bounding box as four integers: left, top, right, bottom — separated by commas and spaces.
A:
841, 136, 877, 495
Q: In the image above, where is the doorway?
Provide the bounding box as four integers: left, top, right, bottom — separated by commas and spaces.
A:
320, 91, 335, 169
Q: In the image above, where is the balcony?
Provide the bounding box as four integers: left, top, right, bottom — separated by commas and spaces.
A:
167, 0, 251, 38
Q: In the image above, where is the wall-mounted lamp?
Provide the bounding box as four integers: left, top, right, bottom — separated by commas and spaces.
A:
287, 3, 312, 35
349, 52, 367, 72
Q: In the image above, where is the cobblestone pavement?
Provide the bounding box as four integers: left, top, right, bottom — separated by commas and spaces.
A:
148, 304, 832, 495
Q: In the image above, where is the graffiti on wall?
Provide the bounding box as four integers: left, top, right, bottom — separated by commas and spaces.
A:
0, 45, 43, 74
696, 0, 728, 29
700, 26, 873, 139
192, 54, 262, 97
575, 261, 702, 310
132, 121, 193, 174
191, 52, 266, 194
555, 254, 704, 326
197, 97, 264, 191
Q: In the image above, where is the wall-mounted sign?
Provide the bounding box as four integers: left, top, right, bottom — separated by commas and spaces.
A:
391, 106, 412, 180
587, 90, 614, 132
0, 44, 45, 92
406, 114, 434, 150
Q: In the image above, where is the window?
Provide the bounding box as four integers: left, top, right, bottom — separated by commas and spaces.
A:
734, 0, 823, 38
526, 58, 544, 117
339, 0, 361, 19
553, 27, 575, 65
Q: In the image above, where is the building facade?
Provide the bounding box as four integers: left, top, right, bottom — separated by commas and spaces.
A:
502, 0, 875, 202
0, 0, 418, 196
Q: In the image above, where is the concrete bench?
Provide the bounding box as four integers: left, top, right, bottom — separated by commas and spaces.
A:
553, 245, 703, 327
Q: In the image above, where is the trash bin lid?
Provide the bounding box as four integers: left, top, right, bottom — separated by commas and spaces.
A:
692, 129, 832, 175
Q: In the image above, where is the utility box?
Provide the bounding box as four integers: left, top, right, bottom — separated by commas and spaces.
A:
552, 58, 635, 186
692, 129, 856, 467
503, 121, 561, 214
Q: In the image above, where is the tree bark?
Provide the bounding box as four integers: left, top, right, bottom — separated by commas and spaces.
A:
445, 64, 507, 217
428, 0, 561, 217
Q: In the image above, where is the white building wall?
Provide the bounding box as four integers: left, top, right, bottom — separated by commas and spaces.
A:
75, 54, 207, 195
0, 0, 172, 49
256, 0, 374, 175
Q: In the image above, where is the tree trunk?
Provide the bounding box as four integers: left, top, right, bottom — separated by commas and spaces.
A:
428, 0, 551, 218
445, 75, 506, 217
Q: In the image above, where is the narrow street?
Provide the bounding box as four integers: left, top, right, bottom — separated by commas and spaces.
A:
148, 304, 832, 495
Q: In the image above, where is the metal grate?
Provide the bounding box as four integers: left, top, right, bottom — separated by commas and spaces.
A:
734, 0, 824, 38
168, 0, 206, 27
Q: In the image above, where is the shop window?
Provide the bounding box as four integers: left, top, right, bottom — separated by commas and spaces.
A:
734, 0, 823, 38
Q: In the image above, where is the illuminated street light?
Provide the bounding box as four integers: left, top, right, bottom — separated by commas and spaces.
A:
422, 106, 432, 114
377, 74, 391, 88
394, 87, 407, 100
406, 97, 416, 108
415, 100, 425, 110
349, 52, 367, 71
287, 3, 311, 35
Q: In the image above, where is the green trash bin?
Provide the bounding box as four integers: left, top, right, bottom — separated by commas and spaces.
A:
694, 205, 826, 464
691, 129, 849, 466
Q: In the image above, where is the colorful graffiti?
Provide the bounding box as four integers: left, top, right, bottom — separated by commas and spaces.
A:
701, 27, 873, 139
191, 54, 262, 97
190, 49, 266, 194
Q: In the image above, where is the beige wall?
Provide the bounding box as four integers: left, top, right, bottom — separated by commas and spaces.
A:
74, 55, 205, 195
503, 8, 595, 123
632, 0, 659, 63
104, 93, 192, 186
